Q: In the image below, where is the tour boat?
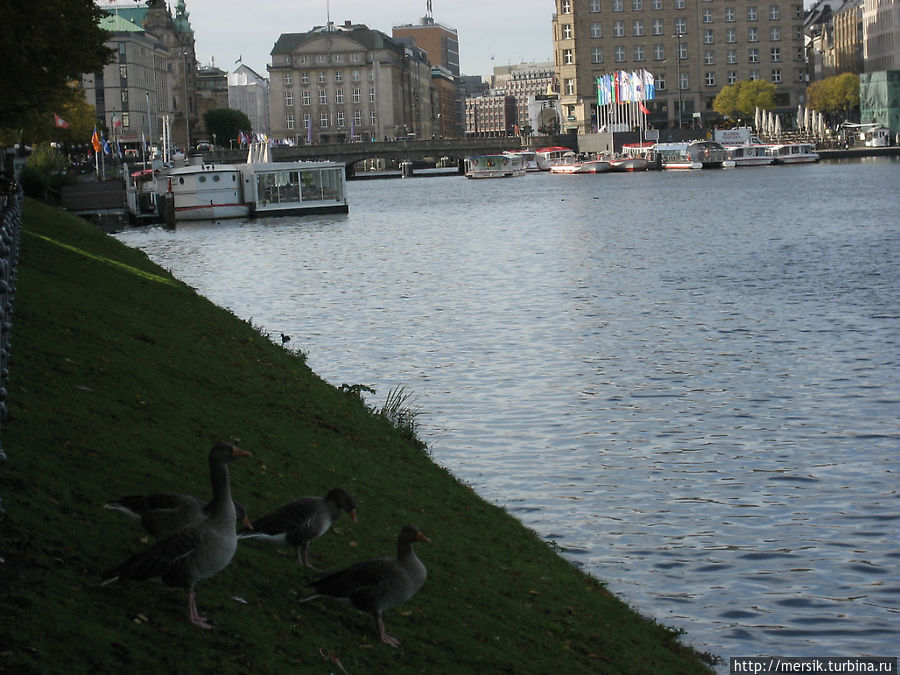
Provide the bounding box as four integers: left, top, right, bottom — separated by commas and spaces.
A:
765, 143, 819, 164
722, 144, 774, 167
503, 150, 540, 171
609, 142, 653, 172
548, 152, 610, 174
534, 146, 574, 171
465, 154, 527, 178
166, 164, 250, 220
655, 140, 726, 170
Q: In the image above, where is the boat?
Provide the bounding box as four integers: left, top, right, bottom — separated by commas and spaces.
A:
164, 143, 348, 222
465, 154, 526, 178
548, 152, 610, 174
535, 146, 574, 171
722, 144, 774, 167
655, 140, 726, 170
609, 142, 653, 172
503, 150, 540, 172
765, 143, 820, 164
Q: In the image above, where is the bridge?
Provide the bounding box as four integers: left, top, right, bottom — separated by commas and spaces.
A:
206, 137, 529, 174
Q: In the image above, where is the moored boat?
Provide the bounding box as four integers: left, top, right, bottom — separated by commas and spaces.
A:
465, 154, 526, 178
723, 144, 774, 167
765, 143, 819, 164
609, 143, 654, 172
535, 146, 574, 171
503, 150, 540, 172
549, 152, 610, 174
655, 140, 726, 170
242, 160, 348, 216
166, 164, 250, 220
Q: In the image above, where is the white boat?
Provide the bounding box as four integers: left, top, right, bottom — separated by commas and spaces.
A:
723, 144, 774, 167
549, 152, 610, 174
504, 150, 540, 172
609, 143, 653, 172
535, 146, 573, 171
655, 140, 726, 170
765, 143, 819, 164
166, 163, 250, 220
465, 154, 526, 178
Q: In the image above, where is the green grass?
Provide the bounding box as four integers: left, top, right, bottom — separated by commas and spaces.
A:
0, 199, 717, 674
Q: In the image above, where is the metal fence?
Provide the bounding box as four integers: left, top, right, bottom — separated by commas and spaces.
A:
0, 180, 23, 513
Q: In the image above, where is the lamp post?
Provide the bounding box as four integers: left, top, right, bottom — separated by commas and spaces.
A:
182, 49, 191, 151
673, 32, 684, 128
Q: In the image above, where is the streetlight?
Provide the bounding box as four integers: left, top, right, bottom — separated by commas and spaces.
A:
182, 49, 191, 151
673, 32, 684, 128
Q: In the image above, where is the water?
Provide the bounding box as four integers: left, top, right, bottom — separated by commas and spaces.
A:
116, 158, 900, 666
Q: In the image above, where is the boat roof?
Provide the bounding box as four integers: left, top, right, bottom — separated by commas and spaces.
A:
536, 146, 572, 153
167, 164, 241, 175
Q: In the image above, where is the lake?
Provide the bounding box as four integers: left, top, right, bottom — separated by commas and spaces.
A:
116, 157, 900, 667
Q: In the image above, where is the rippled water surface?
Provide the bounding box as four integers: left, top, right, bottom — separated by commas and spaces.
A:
117, 158, 900, 665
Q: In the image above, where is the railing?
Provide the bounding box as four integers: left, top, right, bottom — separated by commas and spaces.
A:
0, 178, 22, 513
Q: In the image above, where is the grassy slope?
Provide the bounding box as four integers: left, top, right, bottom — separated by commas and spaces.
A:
0, 200, 715, 674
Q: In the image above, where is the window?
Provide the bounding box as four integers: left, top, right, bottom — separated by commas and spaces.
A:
564, 49, 574, 64
633, 20, 644, 36
653, 44, 665, 60
704, 29, 714, 44
614, 46, 626, 62
747, 6, 757, 21
353, 110, 361, 125
634, 45, 645, 61
727, 49, 737, 64
334, 53, 343, 63
652, 0, 662, 9
286, 113, 295, 130
653, 18, 664, 35
352, 88, 361, 103
591, 22, 603, 38
351, 52, 361, 62
320, 112, 329, 127
351, 70, 360, 81
674, 18, 686, 35
316, 54, 326, 63
562, 24, 572, 39
702, 9, 713, 23
613, 0, 623, 10
749, 48, 759, 63
301, 90, 311, 105
674, 0, 685, 8
748, 27, 758, 42
284, 91, 294, 106
726, 28, 736, 43
284, 73, 292, 85
565, 77, 575, 94
370, 110, 376, 125
614, 21, 625, 37
771, 47, 781, 62
318, 71, 326, 83
592, 47, 604, 63
561, 0, 571, 11
335, 71, 343, 82
335, 89, 344, 103
656, 73, 666, 90
725, 7, 735, 22
298, 55, 307, 64
705, 72, 715, 86
590, 0, 600, 11
749, 70, 759, 80
301, 72, 310, 84
678, 42, 687, 59
369, 87, 375, 102
633, 0, 643, 9
770, 5, 779, 20
772, 68, 782, 83
679, 72, 688, 89
771, 27, 781, 41
318, 89, 327, 104
704, 50, 715, 64
728, 70, 737, 84
337, 110, 345, 127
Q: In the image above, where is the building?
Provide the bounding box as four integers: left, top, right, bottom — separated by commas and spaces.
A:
229, 64, 271, 136
269, 22, 434, 143
82, 0, 197, 150
431, 66, 460, 137
863, 0, 900, 72
465, 94, 517, 136
552, 0, 808, 132
806, 1, 864, 80
491, 62, 556, 133
194, 64, 229, 145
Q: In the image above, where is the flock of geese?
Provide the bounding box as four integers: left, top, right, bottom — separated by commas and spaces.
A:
101, 442, 430, 647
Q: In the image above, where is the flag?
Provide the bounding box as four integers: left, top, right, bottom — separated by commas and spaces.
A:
112, 113, 122, 128
91, 127, 101, 152
101, 134, 111, 155
639, 101, 650, 115
643, 70, 655, 100
54, 113, 71, 129
116, 141, 124, 159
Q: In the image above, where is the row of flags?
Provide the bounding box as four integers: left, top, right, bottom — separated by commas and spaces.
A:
597, 70, 656, 109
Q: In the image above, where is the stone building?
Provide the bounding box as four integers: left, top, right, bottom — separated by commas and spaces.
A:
551, 0, 808, 132
194, 64, 229, 145
491, 61, 556, 133
465, 94, 517, 136
863, 0, 900, 72
228, 64, 271, 136
268, 22, 434, 143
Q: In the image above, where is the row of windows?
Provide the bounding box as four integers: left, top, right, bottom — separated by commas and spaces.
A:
283, 70, 373, 85
560, 0, 799, 19
284, 109, 375, 130
561, 67, 793, 95
569, 45, 796, 64
284, 88, 376, 105
282, 52, 364, 66
579, 21, 790, 40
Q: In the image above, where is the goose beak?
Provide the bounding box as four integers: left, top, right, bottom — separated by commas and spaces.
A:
349, 508, 358, 523
231, 447, 252, 458
241, 515, 253, 529
416, 531, 431, 544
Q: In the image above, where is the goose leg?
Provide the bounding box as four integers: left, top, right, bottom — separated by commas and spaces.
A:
186, 588, 214, 629
375, 612, 401, 648
299, 542, 313, 568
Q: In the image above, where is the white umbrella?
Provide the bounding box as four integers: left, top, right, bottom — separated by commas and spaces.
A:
774, 115, 782, 137
818, 112, 825, 138
768, 111, 775, 135
756, 106, 762, 132
797, 105, 804, 131
805, 107, 812, 133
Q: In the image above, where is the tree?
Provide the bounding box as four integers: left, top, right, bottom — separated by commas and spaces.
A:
713, 80, 777, 119
202, 108, 253, 148
0, 1, 113, 131
807, 73, 859, 123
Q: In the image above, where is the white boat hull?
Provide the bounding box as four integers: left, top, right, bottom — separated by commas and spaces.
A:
609, 158, 649, 172
175, 203, 251, 220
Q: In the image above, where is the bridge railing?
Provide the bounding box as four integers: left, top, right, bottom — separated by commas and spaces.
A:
0, 178, 22, 513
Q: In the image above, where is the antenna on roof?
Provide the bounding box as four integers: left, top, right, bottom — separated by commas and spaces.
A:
426, 0, 433, 19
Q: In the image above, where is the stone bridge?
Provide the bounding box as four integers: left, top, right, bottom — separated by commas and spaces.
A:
206, 137, 528, 173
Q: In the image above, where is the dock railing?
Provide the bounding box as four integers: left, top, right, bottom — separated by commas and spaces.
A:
0, 177, 22, 513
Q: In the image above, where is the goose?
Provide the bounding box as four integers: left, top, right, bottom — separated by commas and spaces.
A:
301, 524, 429, 647
101, 442, 251, 629
238, 488, 357, 567
104, 493, 252, 538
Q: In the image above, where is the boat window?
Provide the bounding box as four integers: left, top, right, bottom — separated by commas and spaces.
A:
213, 174, 220, 182
199, 175, 206, 183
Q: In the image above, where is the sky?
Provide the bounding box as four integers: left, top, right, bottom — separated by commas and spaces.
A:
182, 0, 556, 81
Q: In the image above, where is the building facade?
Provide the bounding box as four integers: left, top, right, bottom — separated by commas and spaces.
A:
552, 0, 808, 132
464, 94, 517, 136
491, 62, 556, 133
268, 22, 434, 143
863, 0, 900, 71
194, 64, 229, 145
228, 64, 271, 136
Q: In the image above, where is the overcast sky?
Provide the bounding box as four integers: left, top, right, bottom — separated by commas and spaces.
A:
183, 0, 556, 81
